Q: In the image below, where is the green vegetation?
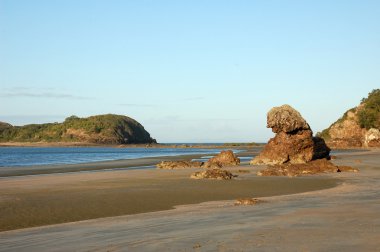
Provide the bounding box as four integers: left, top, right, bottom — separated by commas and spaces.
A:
0, 114, 156, 144
358, 89, 380, 129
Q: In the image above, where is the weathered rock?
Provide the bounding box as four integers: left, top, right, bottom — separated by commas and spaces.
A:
256, 159, 358, 177
157, 150, 240, 170
157, 161, 203, 169
267, 104, 310, 133
190, 169, 236, 180
234, 198, 265, 206
251, 105, 330, 165
364, 128, 380, 147
206, 150, 240, 166
202, 162, 223, 169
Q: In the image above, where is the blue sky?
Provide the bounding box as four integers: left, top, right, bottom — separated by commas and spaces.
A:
1, 1, 379, 142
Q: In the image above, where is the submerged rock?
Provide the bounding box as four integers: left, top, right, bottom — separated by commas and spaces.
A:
256, 158, 358, 177
190, 169, 236, 180
251, 105, 330, 165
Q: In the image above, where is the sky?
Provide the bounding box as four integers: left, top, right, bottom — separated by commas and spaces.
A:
1, 1, 379, 143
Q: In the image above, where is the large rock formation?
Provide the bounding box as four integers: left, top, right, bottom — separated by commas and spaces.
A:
251, 105, 330, 165
318, 89, 380, 148
0, 114, 156, 144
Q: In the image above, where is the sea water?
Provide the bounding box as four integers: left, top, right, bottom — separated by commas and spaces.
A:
0, 147, 234, 167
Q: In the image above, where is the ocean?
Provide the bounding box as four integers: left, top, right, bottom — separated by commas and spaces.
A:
0, 147, 234, 167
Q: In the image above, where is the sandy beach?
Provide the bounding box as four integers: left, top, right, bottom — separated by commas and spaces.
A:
0, 149, 379, 251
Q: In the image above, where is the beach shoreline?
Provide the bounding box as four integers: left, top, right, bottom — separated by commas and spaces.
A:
0, 149, 378, 251
0, 150, 335, 232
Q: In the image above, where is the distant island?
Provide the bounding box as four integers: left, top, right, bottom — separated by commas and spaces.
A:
318, 89, 380, 148
0, 114, 157, 145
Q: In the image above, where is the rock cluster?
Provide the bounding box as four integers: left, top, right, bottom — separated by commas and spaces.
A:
156, 161, 204, 169
256, 158, 358, 177
190, 169, 236, 180
157, 150, 239, 169
251, 105, 330, 165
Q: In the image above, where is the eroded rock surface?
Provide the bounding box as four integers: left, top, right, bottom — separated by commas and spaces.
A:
157, 150, 239, 169
251, 105, 330, 165
157, 161, 204, 169
190, 169, 236, 180
234, 198, 265, 206
205, 150, 240, 167
256, 159, 358, 177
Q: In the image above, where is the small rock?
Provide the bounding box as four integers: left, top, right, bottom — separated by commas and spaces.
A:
207, 150, 240, 166
234, 198, 264, 206
190, 169, 236, 180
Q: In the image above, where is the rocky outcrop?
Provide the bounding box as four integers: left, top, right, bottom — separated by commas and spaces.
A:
364, 128, 380, 147
256, 158, 358, 177
157, 161, 204, 169
318, 89, 380, 148
190, 169, 236, 180
205, 150, 240, 167
251, 105, 330, 165
156, 150, 238, 169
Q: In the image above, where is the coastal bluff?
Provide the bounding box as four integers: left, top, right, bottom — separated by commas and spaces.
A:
0, 114, 156, 145
318, 89, 380, 148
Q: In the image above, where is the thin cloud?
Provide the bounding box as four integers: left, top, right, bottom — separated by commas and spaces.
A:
118, 103, 155, 107
183, 97, 204, 101
0, 91, 93, 100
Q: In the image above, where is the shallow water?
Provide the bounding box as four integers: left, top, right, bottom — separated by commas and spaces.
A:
0, 147, 238, 167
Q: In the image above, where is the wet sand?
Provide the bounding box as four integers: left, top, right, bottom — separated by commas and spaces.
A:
0, 149, 379, 251
0, 161, 335, 231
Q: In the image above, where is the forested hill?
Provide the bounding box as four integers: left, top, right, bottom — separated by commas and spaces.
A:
0, 114, 157, 144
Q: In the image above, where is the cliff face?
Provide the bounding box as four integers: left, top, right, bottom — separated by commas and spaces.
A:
318, 89, 380, 148
0, 114, 157, 144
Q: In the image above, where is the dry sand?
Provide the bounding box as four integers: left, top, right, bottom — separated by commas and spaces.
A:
0, 149, 379, 251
